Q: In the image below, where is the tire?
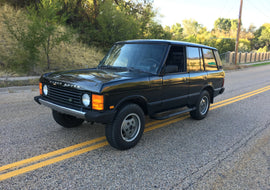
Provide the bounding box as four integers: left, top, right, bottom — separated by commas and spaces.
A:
52, 110, 84, 128
105, 104, 145, 150
190, 90, 210, 120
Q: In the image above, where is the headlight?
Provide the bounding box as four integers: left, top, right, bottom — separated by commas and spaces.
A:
43, 85, 48, 96
82, 93, 90, 107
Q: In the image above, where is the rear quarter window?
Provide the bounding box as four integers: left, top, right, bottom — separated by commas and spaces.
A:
213, 50, 222, 69
203, 48, 218, 71
186, 47, 203, 72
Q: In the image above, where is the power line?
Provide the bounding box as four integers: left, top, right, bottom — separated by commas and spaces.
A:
223, 1, 239, 19
219, 0, 230, 18
245, 0, 270, 19
260, 0, 270, 12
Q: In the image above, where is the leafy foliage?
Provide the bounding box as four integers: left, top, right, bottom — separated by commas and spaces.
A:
259, 23, 270, 50
0, 1, 270, 75
3, 6, 41, 74
96, 0, 139, 46
3, 0, 71, 72
27, 0, 71, 69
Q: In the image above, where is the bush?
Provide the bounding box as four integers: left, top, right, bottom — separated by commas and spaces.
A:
0, 4, 105, 76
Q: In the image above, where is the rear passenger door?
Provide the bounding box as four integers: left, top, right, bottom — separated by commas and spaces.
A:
186, 46, 208, 105
161, 45, 189, 110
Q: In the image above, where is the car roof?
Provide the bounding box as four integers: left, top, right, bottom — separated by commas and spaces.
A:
116, 39, 217, 50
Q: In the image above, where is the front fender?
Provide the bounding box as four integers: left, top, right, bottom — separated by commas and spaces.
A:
114, 95, 148, 114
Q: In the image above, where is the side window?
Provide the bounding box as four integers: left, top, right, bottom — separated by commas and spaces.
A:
187, 47, 203, 72
165, 46, 185, 73
203, 48, 218, 71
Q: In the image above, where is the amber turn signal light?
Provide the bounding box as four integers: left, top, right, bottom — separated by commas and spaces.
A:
39, 83, 43, 95
92, 94, 104, 111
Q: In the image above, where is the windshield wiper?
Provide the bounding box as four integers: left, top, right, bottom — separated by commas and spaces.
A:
98, 65, 113, 69
127, 67, 150, 73
98, 65, 128, 71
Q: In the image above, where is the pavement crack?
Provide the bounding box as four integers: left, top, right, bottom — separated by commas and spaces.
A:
171, 121, 270, 190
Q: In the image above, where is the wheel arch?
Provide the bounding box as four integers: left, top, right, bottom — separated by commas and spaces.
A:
114, 95, 148, 115
202, 85, 214, 103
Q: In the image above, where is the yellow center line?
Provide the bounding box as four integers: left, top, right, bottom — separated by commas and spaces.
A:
0, 85, 270, 181
0, 136, 106, 172
0, 142, 108, 181
212, 85, 270, 106
0, 117, 166, 173
211, 86, 270, 110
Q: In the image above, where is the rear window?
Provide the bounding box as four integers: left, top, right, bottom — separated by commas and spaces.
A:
203, 48, 218, 71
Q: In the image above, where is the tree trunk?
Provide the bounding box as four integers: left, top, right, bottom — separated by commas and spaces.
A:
46, 35, 51, 69
47, 53, 50, 70
93, 0, 99, 27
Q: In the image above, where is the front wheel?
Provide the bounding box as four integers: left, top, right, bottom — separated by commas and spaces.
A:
190, 90, 210, 120
105, 104, 145, 150
52, 110, 84, 128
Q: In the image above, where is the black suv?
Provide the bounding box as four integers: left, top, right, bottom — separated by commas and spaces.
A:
35, 40, 225, 150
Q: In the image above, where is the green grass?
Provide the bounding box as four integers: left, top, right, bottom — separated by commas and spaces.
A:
251, 62, 270, 67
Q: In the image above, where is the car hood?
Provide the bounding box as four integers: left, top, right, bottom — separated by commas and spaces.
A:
42, 68, 151, 93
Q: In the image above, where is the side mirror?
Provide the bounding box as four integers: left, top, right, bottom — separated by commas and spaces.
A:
165, 65, 178, 73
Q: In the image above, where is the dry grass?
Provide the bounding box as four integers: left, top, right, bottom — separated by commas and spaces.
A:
0, 4, 105, 76
47, 39, 105, 72
0, 78, 39, 88
223, 64, 249, 70
0, 5, 24, 76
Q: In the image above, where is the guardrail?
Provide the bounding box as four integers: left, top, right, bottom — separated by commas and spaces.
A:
220, 52, 270, 65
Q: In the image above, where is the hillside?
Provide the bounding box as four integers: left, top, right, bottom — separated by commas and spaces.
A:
0, 4, 105, 76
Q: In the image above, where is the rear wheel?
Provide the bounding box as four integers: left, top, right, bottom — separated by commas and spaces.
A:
105, 104, 145, 150
52, 110, 84, 128
190, 90, 210, 120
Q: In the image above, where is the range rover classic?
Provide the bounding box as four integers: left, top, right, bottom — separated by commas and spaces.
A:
34, 40, 225, 150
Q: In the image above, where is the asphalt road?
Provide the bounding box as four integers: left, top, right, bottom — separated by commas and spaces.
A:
0, 65, 270, 189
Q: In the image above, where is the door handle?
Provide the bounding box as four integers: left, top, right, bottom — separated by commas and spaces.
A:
183, 77, 187, 82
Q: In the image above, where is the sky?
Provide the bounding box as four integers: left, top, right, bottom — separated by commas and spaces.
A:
153, 0, 270, 30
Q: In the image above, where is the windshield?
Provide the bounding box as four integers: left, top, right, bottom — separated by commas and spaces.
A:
99, 43, 168, 74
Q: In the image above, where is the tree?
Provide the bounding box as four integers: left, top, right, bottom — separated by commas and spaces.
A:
4, 0, 71, 71
170, 23, 183, 40
230, 19, 239, 31
214, 18, 232, 33
143, 21, 171, 39
238, 39, 251, 52
3, 7, 42, 73
96, 0, 139, 46
259, 23, 270, 50
27, 0, 71, 69
248, 24, 256, 33
214, 39, 235, 54
182, 19, 202, 38
1, 0, 40, 8
196, 27, 211, 45
61, 0, 157, 46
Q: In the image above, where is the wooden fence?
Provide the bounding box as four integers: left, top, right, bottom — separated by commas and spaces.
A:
221, 52, 270, 65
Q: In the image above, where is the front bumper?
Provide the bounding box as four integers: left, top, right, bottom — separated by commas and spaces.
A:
34, 96, 116, 123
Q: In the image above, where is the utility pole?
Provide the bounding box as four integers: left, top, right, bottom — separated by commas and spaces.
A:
235, 0, 243, 65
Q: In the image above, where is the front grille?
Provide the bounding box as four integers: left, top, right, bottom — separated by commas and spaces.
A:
46, 85, 83, 109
